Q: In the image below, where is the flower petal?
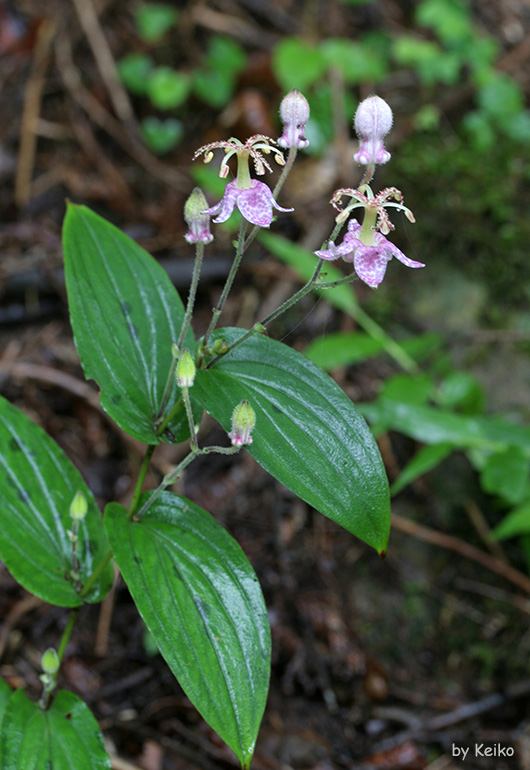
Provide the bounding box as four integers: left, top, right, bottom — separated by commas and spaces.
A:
236, 184, 274, 227
354, 246, 389, 288
202, 182, 239, 224
315, 247, 340, 261
375, 233, 425, 268
347, 219, 362, 235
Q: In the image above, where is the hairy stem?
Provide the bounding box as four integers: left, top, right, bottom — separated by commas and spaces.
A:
156, 242, 204, 421
206, 257, 325, 366
128, 445, 155, 518
40, 608, 79, 709
182, 386, 198, 450
202, 221, 248, 353
80, 549, 114, 598
177, 242, 204, 351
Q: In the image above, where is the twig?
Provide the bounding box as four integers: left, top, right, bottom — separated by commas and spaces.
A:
70, 0, 134, 126
392, 512, 530, 595
455, 577, 530, 616
370, 679, 530, 755
464, 498, 509, 564
0, 361, 145, 455
0, 595, 43, 660
15, 20, 55, 206
55, 36, 186, 190
95, 575, 117, 657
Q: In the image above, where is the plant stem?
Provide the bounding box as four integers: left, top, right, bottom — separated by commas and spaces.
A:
40, 608, 79, 709
182, 387, 198, 450
202, 221, 248, 353
156, 242, 204, 421
134, 442, 243, 520
80, 549, 114, 598
128, 445, 155, 518
360, 161, 375, 187
134, 449, 199, 520
177, 242, 204, 350
206, 258, 326, 366
57, 608, 78, 663
315, 273, 358, 289
156, 395, 182, 437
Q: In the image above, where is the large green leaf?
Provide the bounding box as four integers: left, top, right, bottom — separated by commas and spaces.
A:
105, 493, 270, 769
62, 203, 195, 444
195, 329, 390, 553
0, 396, 113, 607
0, 689, 110, 769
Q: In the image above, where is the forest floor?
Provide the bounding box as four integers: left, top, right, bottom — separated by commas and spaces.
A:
1, 1, 530, 769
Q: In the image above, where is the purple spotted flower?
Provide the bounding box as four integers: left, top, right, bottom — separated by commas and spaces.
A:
202, 179, 293, 228
316, 219, 424, 289
193, 134, 293, 228
316, 185, 424, 288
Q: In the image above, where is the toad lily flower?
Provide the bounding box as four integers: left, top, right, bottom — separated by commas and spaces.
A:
193, 135, 293, 228
354, 95, 393, 166
315, 185, 424, 288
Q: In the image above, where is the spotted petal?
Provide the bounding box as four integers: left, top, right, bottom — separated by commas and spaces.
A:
237, 181, 292, 227
202, 182, 239, 224
375, 233, 425, 269
315, 244, 340, 261
354, 245, 389, 288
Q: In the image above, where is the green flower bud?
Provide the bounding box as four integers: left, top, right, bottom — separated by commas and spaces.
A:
69, 491, 88, 521
176, 349, 196, 388
212, 338, 228, 355
229, 400, 256, 446
41, 647, 60, 675
184, 187, 213, 245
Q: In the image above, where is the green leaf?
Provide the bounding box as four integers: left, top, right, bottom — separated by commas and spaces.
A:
63, 204, 194, 444
320, 39, 387, 83
379, 373, 434, 405
118, 53, 153, 95
390, 442, 454, 496
0, 689, 110, 769
105, 494, 270, 769
134, 3, 178, 43
304, 331, 385, 370
490, 501, 530, 541
193, 69, 235, 109
435, 371, 485, 414
195, 330, 390, 553
272, 38, 326, 91
415, 0, 472, 43
480, 446, 530, 505
206, 35, 246, 75
304, 331, 442, 372
359, 399, 530, 456
147, 67, 190, 109
477, 73, 524, 124
0, 396, 113, 607
141, 116, 183, 154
